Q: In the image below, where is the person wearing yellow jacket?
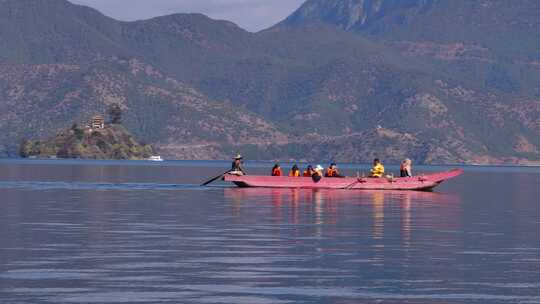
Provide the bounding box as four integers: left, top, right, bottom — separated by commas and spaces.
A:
370, 158, 385, 178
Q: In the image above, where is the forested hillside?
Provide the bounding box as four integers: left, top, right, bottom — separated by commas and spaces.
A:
1, 0, 539, 164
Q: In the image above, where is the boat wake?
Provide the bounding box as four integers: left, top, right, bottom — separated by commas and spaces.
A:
0, 181, 215, 191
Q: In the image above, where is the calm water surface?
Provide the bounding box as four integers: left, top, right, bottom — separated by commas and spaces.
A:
0, 160, 539, 304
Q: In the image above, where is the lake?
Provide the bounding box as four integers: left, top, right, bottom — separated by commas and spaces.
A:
0, 160, 539, 304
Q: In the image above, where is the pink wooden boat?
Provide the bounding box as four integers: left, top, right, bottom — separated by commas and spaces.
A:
224, 169, 464, 191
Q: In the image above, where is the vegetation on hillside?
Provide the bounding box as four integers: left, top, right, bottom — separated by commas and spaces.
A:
19, 123, 154, 160
1, 0, 540, 164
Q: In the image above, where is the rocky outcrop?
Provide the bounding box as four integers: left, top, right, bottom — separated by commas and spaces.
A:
19, 124, 155, 160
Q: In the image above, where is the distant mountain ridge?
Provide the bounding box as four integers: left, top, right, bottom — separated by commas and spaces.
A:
277, 0, 540, 60
0, 0, 539, 164
277, 0, 437, 31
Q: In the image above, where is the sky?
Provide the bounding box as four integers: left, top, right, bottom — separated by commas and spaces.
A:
69, 0, 306, 32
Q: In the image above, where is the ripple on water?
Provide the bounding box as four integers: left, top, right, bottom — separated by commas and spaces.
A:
175, 284, 540, 302
10, 288, 94, 294
53, 291, 203, 303
0, 181, 211, 191
0, 269, 103, 280
195, 296, 292, 304
2, 164, 540, 304
457, 282, 540, 288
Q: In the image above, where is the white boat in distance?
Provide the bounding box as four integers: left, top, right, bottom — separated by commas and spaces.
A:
148, 155, 164, 162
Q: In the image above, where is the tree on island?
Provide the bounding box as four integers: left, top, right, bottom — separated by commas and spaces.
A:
109, 103, 122, 124
19, 139, 35, 158
71, 123, 84, 140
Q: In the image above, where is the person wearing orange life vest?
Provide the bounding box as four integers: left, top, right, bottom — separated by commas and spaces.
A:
325, 163, 343, 177
271, 163, 283, 176
289, 164, 300, 177
303, 165, 314, 177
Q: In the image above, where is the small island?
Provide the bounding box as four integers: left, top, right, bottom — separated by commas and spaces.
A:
19, 105, 155, 160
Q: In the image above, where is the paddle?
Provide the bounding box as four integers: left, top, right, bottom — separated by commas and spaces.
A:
343, 179, 359, 190
201, 169, 232, 186
342, 172, 363, 189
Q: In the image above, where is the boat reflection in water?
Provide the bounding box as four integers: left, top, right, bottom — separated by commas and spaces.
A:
224, 187, 460, 212
224, 187, 462, 253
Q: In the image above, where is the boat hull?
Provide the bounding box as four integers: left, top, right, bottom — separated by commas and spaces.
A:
224, 169, 464, 191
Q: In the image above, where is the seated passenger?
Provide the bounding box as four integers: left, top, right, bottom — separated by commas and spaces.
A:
289, 164, 300, 177
400, 158, 412, 177
325, 163, 343, 177
271, 163, 282, 176
370, 158, 385, 178
312, 165, 324, 182
303, 165, 314, 177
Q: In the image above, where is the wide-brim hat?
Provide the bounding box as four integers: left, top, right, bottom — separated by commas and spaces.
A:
316, 165, 324, 171
234, 154, 243, 160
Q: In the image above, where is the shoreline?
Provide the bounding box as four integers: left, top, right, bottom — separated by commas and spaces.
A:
1, 158, 539, 169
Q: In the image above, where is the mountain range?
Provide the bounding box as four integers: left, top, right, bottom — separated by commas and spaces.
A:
1, 0, 539, 164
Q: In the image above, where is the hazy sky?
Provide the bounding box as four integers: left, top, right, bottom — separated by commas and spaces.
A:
70, 0, 305, 32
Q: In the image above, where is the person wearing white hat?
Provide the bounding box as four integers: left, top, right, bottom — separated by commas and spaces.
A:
230, 154, 246, 176
312, 165, 324, 182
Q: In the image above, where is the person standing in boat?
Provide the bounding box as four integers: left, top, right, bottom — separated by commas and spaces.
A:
370, 158, 385, 178
230, 154, 246, 176
289, 164, 300, 177
400, 158, 413, 177
271, 163, 283, 176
